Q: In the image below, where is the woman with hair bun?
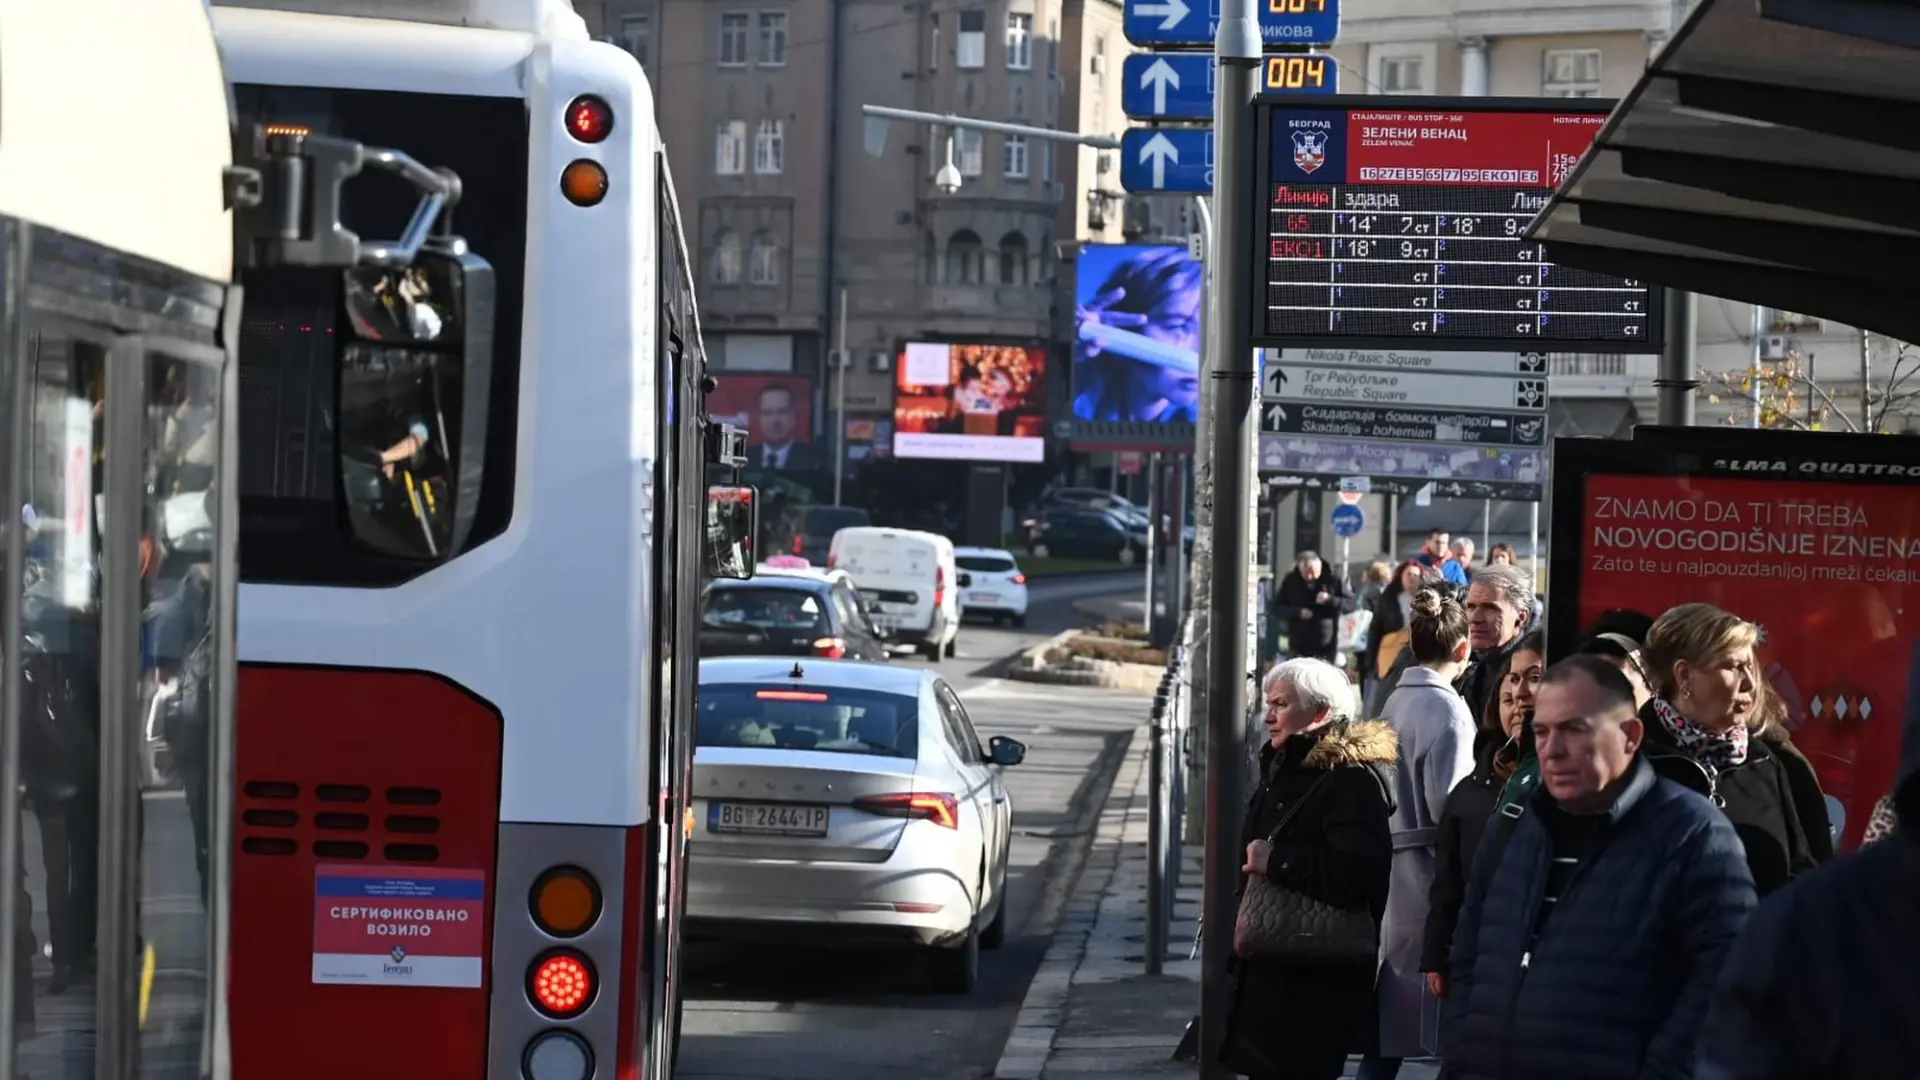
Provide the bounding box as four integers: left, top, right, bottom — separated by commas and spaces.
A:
1357, 586, 1478, 1080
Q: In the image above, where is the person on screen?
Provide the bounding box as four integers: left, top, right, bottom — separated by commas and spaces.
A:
749, 383, 820, 471
1072, 248, 1202, 424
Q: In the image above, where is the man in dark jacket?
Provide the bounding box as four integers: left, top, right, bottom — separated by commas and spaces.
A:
1440, 656, 1757, 1080
1694, 646, 1920, 1078
1275, 550, 1354, 663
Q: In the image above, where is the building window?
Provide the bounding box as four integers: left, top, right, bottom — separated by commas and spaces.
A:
957, 10, 985, 69
712, 230, 742, 285
754, 119, 785, 174
748, 233, 780, 285
945, 229, 985, 284
1003, 134, 1029, 179
1380, 55, 1423, 93
619, 14, 650, 67
715, 120, 747, 174
998, 232, 1029, 286
956, 128, 984, 177
759, 12, 788, 66
718, 13, 750, 66
1006, 13, 1032, 70
1543, 48, 1602, 97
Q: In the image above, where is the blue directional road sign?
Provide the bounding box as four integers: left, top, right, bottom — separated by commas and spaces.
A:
1121, 55, 1213, 120
1122, 0, 1340, 50
1120, 127, 1213, 194
1330, 503, 1366, 539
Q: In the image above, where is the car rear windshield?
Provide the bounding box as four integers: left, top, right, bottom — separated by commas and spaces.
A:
697, 684, 920, 757
703, 587, 830, 633
957, 555, 1017, 573
801, 508, 870, 537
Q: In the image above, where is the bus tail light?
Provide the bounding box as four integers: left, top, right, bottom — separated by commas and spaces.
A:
530, 867, 602, 938
560, 160, 609, 207
854, 792, 959, 829
564, 95, 614, 143
528, 949, 597, 1018
523, 1029, 595, 1080
812, 637, 847, 659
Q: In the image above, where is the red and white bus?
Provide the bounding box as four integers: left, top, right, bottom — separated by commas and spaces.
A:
213, 2, 753, 1076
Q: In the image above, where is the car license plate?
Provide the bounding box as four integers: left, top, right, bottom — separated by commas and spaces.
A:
972, 592, 999, 602
709, 802, 830, 837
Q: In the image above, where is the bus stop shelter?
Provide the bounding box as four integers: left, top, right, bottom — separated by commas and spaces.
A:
1526, 0, 1920, 343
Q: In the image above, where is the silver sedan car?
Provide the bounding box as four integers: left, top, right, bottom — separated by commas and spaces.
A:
687, 657, 1026, 992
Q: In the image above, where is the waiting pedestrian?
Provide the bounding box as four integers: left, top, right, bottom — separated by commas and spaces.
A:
1275, 550, 1355, 664
1439, 656, 1756, 1079
1220, 657, 1396, 1080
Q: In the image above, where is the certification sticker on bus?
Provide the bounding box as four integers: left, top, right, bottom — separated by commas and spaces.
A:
312, 864, 488, 988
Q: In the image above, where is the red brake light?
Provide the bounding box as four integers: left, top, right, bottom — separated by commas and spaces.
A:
934, 565, 946, 607
812, 638, 847, 659
1012, 573, 1027, 585
854, 792, 960, 829
756, 689, 829, 701
565, 95, 614, 143
527, 950, 596, 1017
792, 535, 805, 554
827, 554, 838, 568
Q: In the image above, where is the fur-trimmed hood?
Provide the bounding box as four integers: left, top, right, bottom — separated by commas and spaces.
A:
1302, 718, 1400, 771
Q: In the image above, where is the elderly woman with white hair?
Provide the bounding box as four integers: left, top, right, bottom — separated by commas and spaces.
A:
1218, 657, 1398, 1080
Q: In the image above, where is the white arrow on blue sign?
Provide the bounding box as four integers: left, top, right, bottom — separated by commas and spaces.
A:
1121, 55, 1214, 120
1122, 0, 1340, 50
1330, 502, 1366, 538
1120, 127, 1213, 194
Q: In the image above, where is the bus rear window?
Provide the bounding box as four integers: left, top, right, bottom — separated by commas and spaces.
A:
232, 85, 530, 587
696, 684, 919, 758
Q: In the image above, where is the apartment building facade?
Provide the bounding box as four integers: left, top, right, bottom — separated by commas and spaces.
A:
580, 0, 1132, 459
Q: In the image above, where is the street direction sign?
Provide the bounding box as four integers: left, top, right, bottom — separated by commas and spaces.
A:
1123, 54, 1336, 121
1120, 127, 1214, 193
1261, 400, 1547, 447
1262, 361, 1547, 412
1260, 435, 1545, 500
1265, 349, 1547, 383
1330, 503, 1365, 538
1122, 0, 1341, 50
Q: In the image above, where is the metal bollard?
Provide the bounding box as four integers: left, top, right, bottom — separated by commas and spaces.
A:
1146, 705, 1168, 976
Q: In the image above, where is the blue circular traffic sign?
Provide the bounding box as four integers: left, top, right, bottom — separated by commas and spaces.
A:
1330, 503, 1366, 538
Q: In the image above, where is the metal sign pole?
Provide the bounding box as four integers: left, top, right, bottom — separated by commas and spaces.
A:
1199, 0, 1260, 1073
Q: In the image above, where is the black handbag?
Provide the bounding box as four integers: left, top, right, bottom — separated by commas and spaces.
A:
1233, 770, 1378, 964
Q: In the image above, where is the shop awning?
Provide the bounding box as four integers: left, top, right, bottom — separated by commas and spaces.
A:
1527, 0, 1920, 341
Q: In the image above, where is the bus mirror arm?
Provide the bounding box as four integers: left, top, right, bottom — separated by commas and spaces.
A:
231, 125, 465, 272
706, 422, 749, 470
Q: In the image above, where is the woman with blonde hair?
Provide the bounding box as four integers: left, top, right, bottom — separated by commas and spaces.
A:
1639, 603, 1829, 895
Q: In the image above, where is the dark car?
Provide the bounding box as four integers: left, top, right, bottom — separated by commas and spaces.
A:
769, 504, 872, 566
1028, 506, 1146, 564
700, 574, 891, 661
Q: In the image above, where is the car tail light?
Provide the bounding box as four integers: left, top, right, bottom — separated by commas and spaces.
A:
757, 689, 829, 701
792, 535, 805, 554
1012, 573, 1027, 585
812, 637, 847, 659
934, 566, 946, 608
854, 792, 960, 829
527, 950, 597, 1018
827, 554, 838, 568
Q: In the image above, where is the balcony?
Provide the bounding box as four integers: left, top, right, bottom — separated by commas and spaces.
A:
1549, 352, 1656, 399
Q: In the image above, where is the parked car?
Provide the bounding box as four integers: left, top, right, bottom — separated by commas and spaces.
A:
954, 547, 1030, 626
687, 657, 1027, 992
769, 503, 872, 566
1028, 506, 1146, 564
700, 573, 891, 661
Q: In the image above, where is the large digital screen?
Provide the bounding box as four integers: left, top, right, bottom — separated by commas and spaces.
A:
1251, 96, 1661, 353
1072, 245, 1203, 425
1551, 433, 1918, 852
892, 342, 1048, 463
708, 373, 818, 472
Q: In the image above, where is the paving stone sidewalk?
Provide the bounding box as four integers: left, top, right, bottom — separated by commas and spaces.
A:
992, 717, 1442, 1080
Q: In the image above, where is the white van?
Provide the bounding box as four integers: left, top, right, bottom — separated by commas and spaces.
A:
828, 527, 961, 660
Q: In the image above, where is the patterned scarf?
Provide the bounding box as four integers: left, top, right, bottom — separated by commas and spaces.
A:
1649, 695, 1749, 774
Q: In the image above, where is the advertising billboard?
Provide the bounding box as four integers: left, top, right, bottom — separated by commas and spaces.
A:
707, 373, 818, 472
1072, 244, 1204, 426
1550, 431, 1918, 852
892, 342, 1047, 463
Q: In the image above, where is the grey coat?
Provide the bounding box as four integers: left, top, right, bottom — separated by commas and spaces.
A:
1373, 666, 1476, 1058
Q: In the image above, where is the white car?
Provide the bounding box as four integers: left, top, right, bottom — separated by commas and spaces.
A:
954, 546, 1030, 627
686, 657, 1025, 992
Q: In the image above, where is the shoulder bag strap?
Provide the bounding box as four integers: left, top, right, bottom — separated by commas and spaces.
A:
1263, 769, 1339, 843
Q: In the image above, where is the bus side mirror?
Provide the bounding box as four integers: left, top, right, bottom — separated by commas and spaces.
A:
706, 485, 759, 581
335, 249, 495, 562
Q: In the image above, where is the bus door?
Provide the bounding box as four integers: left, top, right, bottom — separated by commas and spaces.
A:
1, 225, 237, 1080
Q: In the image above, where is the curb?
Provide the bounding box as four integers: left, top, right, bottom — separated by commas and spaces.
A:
1005, 631, 1165, 692
992, 722, 1150, 1080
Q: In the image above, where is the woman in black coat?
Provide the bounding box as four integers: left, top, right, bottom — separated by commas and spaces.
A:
1221, 657, 1396, 1080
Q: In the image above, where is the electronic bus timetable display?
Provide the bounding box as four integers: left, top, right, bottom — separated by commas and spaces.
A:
1250, 97, 1663, 353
